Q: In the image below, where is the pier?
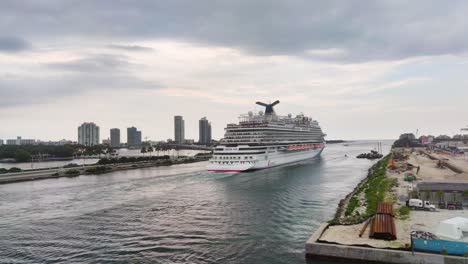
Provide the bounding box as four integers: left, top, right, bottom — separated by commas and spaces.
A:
306, 223, 466, 263
305, 142, 468, 263
0, 156, 209, 185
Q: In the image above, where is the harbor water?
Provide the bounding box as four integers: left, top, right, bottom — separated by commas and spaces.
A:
0, 141, 391, 263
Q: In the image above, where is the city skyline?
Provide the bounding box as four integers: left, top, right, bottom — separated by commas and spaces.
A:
0, 115, 219, 144
2, 118, 468, 143
1, 1, 468, 141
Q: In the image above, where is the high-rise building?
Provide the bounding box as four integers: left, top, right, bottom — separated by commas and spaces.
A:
127, 126, 142, 147
174, 116, 185, 143
110, 128, 120, 148
78, 122, 100, 146
199, 117, 212, 145
0, 139, 3, 145
136, 131, 142, 145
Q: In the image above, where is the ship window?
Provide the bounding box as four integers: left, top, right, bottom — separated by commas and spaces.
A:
249, 156, 253, 159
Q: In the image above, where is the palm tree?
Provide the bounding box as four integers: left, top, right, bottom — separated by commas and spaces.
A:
163, 145, 169, 156
155, 144, 161, 156
436, 190, 444, 202
141, 146, 147, 156
148, 146, 154, 157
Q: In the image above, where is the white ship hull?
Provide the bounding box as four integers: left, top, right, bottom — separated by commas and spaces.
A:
207, 145, 324, 172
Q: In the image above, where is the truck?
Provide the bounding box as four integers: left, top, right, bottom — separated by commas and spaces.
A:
406, 199, 436, 211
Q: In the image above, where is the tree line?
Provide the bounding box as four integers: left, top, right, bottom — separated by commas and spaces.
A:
0, 144, 108, 162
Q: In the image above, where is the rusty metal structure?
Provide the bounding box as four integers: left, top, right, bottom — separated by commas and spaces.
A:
369, 202, 397, 240
376, 202, 395, 216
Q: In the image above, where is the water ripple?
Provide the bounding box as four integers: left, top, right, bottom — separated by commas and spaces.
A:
0, 141, 392, 264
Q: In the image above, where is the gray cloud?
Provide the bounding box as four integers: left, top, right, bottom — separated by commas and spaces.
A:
0, 68, 159, 108
107, 44, 153, 52
1, 0, 468, 61
0, 36, 31, 52
46, 54, 133, 73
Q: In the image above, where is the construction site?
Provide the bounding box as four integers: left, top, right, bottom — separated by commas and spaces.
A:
306, 133, 468, 263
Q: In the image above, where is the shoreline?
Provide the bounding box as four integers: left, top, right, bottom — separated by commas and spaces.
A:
305, 147, 468, 263
325, 140, 347, 144
306, 222, 465, 263
0, 157, 209, 185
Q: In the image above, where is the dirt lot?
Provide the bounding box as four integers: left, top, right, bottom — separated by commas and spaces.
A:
319, 149, 468, 249
320, 209, 468, 249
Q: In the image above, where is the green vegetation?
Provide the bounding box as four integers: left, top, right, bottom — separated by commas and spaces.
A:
97, 155, 171, 165
345, 196, 360, 217
0, 144, 111, 162
85, 166, 111, 174
8, 167, 22, 173
64, 169, 80, 176
364, 155, 392, 216
14, 149, 32, 162
147, 146, 154, 155
341, 155, 392, 223
63, 163, 79, 168
0, 167, 22, 174
396, 206, 410, 220
0, 145, 76, 161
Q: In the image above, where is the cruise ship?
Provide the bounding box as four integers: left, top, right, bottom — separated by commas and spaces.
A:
207, 100, 326, 172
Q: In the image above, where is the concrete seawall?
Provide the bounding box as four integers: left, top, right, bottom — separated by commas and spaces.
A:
0, 159, 209, 185
306, 223, 466, 264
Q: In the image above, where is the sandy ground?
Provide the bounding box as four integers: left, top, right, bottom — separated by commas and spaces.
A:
387, 171, 412, 205
320, 219, 410, 248
320, 209, 468, 248
319, 149, 468, 249
429, 152, 468, 174
408, 152, 468, 180
410, 209, 468, 232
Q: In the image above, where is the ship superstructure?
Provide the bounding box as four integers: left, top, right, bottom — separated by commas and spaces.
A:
207, 100, 326, 172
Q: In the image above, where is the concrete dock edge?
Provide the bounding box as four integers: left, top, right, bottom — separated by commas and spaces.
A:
306, 223, 467, 264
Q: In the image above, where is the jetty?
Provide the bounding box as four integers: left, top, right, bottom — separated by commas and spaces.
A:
0, 156, 210, 185
306, 142, 468, 263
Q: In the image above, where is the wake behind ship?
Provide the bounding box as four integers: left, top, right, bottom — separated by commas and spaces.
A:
207, 100, 326, 172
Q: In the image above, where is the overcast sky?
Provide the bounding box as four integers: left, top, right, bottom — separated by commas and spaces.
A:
1, 0, 468, 142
